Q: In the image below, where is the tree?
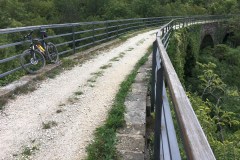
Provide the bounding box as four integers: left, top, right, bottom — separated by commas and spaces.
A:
197, 62, 226, 106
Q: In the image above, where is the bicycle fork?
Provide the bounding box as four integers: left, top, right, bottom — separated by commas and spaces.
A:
30, 49, 38, 65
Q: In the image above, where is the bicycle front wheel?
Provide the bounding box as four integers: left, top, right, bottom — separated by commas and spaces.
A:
46, 42, 59, 63
20, 49, 46, 74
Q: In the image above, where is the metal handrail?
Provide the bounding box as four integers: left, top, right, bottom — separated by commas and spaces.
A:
0, 16, 182, 79
0, 15, 233, 79
152, 15, 233, 160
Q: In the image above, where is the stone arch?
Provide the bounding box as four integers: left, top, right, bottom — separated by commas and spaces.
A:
222, 32, 234, 45
200, 34, 214, 50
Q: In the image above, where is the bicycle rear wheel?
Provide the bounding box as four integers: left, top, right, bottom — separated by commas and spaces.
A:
46, 42, 59, 63
20, 49, 46, 74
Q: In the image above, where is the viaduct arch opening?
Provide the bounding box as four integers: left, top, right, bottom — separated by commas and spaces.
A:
223, 32, 234, 46
200, 34, 214, 50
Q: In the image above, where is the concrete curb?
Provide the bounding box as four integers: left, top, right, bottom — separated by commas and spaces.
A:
117, 54, 152, 160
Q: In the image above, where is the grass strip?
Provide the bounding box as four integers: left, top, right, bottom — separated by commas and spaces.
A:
86, 47, 152, 160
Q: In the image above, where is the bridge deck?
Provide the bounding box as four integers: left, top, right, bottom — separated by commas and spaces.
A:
0, 30, 157, 160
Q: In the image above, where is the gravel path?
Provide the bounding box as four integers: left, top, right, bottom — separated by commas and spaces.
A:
0, 29, 157, 160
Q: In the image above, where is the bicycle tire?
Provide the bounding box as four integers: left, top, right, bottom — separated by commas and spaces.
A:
46, 42, 59, 63
20, 49, 46, 74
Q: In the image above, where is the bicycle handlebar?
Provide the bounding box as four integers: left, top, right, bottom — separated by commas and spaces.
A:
23, 30, 34, 40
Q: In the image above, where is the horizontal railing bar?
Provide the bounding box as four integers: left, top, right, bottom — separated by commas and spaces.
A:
94, 33, 108, 38
75, 42, 94, 50
0, 66, 23, 78
0, 15, 230, 35
94, 27, 107, 31
105, 25, 118, 29
107, 30, 118, 34
46, 32, 73, 39
162, 30, 172, 46
75, 29, 93, 34
58, 49, 73, 55
106, 34, 118, 40
0, 41, 25, 49
75, 36, 93, 42
55, 41, 73, 47
0, 54, 21, 64
118, 22, 141, 27
94, 38, 108, 44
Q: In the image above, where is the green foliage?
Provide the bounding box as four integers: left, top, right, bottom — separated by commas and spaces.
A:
197, 62, 226, 104
228, 17, 240, 47
167, 26, 201, 83
2, 0, 238, 29
188, 93, 240, 159
213, 44, 230, 61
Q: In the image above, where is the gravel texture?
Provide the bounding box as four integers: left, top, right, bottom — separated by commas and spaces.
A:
0, 29, 157, 160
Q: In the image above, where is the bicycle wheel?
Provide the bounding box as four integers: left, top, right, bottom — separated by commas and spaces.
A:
46, 42, 59, 63
20, 49, 46, 74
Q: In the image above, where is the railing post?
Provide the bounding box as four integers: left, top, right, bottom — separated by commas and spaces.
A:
106, 22, 109, 40
72, 25, 76, 54
151, 41, 157, 112
117, 20, 119, 37
153, 46, 164, 160
92, 22, 95, 44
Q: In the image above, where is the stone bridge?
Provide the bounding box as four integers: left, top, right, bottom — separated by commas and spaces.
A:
200, 22, 230, 49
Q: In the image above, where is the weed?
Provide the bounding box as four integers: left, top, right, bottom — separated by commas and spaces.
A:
42, 121, 58, 129
35, 75, 46, 81
87, 78, 97, 83
14, 83, 37, 95
110, 57, 119, 62
61, 59, 78, 70
127, 47, 134, 51
136, 38, 145, 46
118, 52, 126, 58
56, 109, 62, 113
46, 68, 62, 79
89, 84, 95, 88
21, 146, 38, 157
100, 63, 112, 69
91, 71, 104, 77
0, 98, 7, 110
59, 103, 65, 106
110, 52, 126, 62
74, 91, 84, 95
12, 153, 18, 157
68, 97, 78, 103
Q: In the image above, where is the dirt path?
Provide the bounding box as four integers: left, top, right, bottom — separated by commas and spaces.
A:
0, 29, 157, 160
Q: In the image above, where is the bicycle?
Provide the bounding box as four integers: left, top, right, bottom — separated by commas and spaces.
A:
20, 29, 59, 74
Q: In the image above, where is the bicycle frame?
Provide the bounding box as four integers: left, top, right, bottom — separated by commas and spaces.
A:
27, 30, 48, 56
